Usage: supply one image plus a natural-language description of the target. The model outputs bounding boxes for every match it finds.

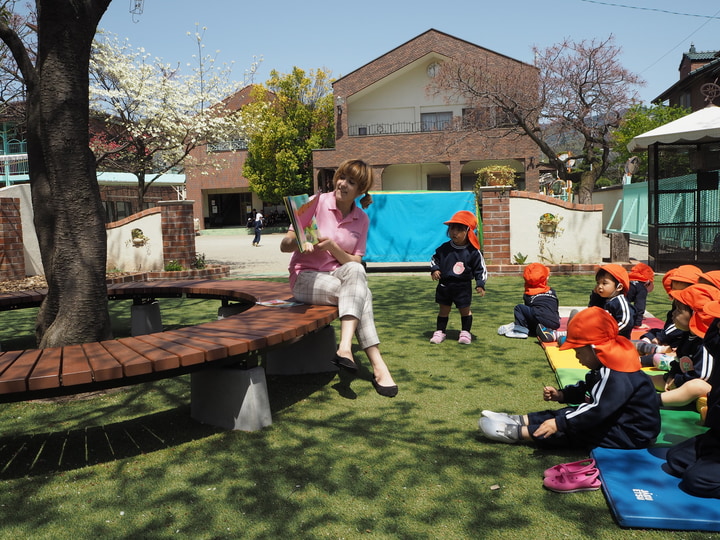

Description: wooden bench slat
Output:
[28,347,62,391]
[81,341,124,382]
[116,337,180,372]
[0,349,41,393]
[61,344,94,387]
[132,333,206,367]
[152,330,229,361]
[175,326,255,354]
[100,340,154,377]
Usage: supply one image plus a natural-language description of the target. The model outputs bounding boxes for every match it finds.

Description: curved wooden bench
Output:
[0,280,339,429]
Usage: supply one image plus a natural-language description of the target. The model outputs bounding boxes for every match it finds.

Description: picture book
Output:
[283,194,320,253]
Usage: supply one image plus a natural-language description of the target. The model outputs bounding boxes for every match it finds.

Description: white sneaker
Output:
[481,410,520,425]
[505,329,528,339]
[478,417,520,443]
[430,330,446,344]
[497,323,515,335]
[458,330,472,344]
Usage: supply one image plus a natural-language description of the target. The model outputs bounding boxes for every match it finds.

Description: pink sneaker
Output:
[458,330,472,344]
[543,468,601,493]
[430,330,446,344]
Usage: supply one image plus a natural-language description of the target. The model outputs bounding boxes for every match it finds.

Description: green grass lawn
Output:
[0,274,713,539]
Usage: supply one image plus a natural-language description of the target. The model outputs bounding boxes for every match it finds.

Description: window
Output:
[427,175,450,191]
[421,112,452,132]
[462,107,516,129]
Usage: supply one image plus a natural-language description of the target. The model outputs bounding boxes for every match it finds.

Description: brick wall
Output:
[0,197,25,281]
[159,200,197,269]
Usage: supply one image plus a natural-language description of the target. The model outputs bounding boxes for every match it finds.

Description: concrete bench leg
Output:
[265,325,338,375]
[131,301,163,336]
[190,366,272,431]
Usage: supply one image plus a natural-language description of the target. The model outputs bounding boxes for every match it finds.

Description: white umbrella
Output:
[628,105,720,151]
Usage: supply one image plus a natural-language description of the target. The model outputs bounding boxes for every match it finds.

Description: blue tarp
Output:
[361,191,479,263]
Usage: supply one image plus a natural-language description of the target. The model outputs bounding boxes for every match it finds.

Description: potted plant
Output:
[130,228,149,246]
[538,213,562,234]
[474,165,517,189]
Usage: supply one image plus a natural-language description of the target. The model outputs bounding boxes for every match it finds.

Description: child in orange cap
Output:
[429,210,487,345]
[666,299,720,498]
[627,262,654,329]
[639,264,701,352]
[498,262,560,339]
[538,263,634,343]
[481,307,661,450]
[651,283,720,407]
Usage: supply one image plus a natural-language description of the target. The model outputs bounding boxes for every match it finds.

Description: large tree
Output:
[241,67,334,204]
[89,30,255,208]
[432,36,643,203]
[0,1,112,347]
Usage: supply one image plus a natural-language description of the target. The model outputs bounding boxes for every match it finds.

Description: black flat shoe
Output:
[372,376,398,398]
[332,354,358,373]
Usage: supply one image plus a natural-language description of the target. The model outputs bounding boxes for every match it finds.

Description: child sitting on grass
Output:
[498,262,560,339]
[652,283,720,408]
[480,307,661,450]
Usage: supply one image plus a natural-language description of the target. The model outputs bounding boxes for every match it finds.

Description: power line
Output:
[579,0,720,19]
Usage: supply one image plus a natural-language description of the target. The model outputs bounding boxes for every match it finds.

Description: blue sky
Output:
[100,0,720,105]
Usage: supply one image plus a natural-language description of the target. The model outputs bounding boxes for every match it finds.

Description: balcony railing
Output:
[348,121,452,137]
[207,139,248,152]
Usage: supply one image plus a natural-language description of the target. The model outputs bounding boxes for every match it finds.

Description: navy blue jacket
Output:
[430,241,487,289]
[627,281,649,328]
[522,289,560,329]
[641,309,688,349]
[589,292,634,339]
[556,366,661,449]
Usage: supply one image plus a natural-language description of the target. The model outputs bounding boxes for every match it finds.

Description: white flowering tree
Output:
[90,29,258,208]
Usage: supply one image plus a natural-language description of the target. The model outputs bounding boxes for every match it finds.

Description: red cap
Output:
[558,307,640,372]
[662,265,702,294]
[669,283,720,338]
[698,271,720,290]
[598,264,630,294]
[629,262,654,283]
[444,211,480,250]
[523,263,550,295]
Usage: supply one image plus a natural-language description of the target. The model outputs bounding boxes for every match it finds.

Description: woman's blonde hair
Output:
[333,159,374,209]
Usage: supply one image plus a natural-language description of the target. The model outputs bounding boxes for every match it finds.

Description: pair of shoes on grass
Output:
[543,459,600,493]
[536,324,566,345]
[498,322,529,339]
[478,410,525,443]
[430,330,472,344]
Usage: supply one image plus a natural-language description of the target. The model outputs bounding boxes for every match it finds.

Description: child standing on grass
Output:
[480,307,661,450]
[627,262,654,329]
[498,262,560,339]
[429,210,487,345]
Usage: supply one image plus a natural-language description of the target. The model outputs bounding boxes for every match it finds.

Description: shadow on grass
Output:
[0,372,336,480]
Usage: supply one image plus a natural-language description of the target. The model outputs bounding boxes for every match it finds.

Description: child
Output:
[429,210,487,344]
[480,307,661,450]
[538,263,634,342]
[498,262,560,339]
[652,283,720,407]
[638,264,701,354]
[627,262,654,329]
[665,301,720,498]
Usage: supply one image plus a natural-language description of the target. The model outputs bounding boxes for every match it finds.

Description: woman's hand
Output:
[316,237,361,265]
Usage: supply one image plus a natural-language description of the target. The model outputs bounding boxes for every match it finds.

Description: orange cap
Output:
[558,307,640,372]
[705,300,720,319]
[444,211,480,250]
[597,264,630,294]
[669,283,720,338]
[662,265,702,294]
[698,271,720,290]
[523,262,550,295]
[629,262,654,283]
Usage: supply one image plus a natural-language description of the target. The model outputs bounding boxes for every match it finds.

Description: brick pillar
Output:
[479,189,511,265]
[159,200,196,270]
[0,197,25,281]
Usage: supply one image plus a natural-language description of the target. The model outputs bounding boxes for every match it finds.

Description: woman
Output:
[280,159,397,397]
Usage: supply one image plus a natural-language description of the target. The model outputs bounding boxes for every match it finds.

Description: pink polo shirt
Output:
[288,192,368,288]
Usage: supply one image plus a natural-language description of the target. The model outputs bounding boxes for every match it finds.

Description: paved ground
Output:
[195,230,649,279]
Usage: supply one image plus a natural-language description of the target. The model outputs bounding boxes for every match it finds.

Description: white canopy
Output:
[628,105,720,151]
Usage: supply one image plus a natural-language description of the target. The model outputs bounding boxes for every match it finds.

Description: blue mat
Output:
[592,446,720,531]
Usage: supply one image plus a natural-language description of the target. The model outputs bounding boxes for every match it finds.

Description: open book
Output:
[283,194,320,253]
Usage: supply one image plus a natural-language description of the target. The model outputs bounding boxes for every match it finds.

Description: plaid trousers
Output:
[292,261,379,349]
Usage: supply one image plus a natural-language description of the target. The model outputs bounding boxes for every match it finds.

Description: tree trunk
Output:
[577,170,596,205]
[30,1,113,347]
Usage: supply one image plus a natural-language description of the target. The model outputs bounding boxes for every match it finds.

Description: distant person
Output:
[498,262,559,339]
[627,262,654,329]
[252,208,263,247]
[429,211,487,345]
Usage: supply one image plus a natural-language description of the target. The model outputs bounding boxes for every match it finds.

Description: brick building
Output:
[654,44,720,111]
[312,29,540,193]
